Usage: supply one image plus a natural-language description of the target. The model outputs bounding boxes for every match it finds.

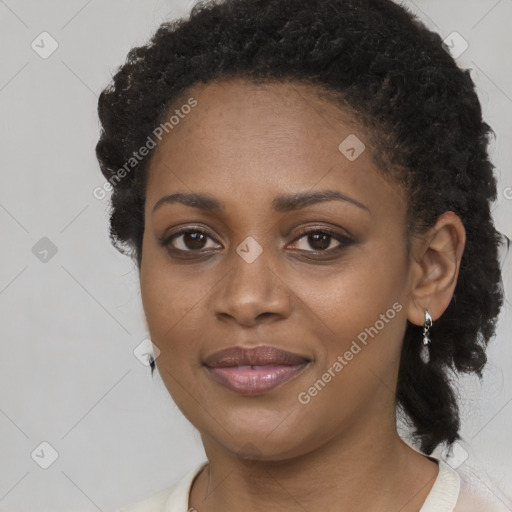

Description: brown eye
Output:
[289,229,350,253]
[163,229,219,252]
[305,232,332,251]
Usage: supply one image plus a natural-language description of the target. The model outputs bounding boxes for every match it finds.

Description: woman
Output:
[96,0,506,510]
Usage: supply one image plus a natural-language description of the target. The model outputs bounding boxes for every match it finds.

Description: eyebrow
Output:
[152,189,369,214]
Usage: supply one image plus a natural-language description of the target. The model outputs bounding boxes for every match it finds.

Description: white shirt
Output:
[120,458,503,512]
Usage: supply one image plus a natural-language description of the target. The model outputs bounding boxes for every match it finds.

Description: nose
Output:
[211,244,292,327]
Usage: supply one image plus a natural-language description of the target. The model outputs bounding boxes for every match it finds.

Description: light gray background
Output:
[0,1,510,511]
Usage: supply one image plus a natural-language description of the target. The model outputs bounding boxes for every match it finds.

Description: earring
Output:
[149,353,156,376]
[420,309,432,364]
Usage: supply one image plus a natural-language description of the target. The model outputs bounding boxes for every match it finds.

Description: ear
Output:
[406,211,466,326]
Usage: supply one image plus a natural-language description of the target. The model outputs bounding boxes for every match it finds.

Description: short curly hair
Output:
[95,0,504,455]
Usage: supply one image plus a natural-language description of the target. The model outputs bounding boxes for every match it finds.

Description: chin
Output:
[202,411,320,463]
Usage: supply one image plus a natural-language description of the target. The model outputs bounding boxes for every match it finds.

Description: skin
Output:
[139,78,466,512]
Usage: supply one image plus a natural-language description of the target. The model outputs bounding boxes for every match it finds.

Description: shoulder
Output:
[453,469,506,512]
[118,461,208,512]
[421,457,505,512]
[120,486,175,512]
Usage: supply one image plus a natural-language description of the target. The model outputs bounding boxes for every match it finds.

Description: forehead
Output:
[144,78,404,217]
[171,78,356,146]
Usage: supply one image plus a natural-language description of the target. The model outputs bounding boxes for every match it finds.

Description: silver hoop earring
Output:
[420,309,432,364]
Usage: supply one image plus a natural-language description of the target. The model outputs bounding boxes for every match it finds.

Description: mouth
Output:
[203,345,311,395]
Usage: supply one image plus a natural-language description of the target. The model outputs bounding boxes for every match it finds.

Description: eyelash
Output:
[160,225,354,258]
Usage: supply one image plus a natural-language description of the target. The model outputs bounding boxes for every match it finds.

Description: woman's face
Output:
[140,79,415,460]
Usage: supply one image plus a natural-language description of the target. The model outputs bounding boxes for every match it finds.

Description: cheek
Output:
[306,244,407,336]
[306,245,409,394]
[140,243,191,350]
[294,264,407,430]
[139,244,218,369]
[139,255,208,408]
[141,278,200,353]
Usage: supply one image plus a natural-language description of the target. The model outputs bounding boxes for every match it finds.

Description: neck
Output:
[190,416,438,512]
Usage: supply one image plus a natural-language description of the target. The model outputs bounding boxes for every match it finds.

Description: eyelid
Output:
[288,226,353,252]
[161,225,220,248]
[161,223,354,255]
[290,224,352,241]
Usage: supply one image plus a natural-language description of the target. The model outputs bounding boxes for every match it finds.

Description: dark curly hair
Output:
[95,0,504,455]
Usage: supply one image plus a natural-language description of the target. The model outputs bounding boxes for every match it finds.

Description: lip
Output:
[203,345,311,395]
